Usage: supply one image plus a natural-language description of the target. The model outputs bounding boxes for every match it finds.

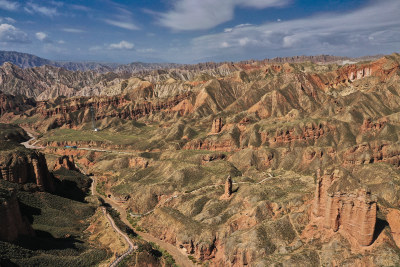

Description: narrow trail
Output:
[22,132,193,266]
[21,133,136,267]
[103,190,195,267]
[89,171,193,267]
[90,176,137,267]
[22,131,276,267]
[103,207,136,267]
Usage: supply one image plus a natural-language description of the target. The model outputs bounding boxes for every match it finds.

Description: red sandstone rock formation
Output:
[129,157,149,168]
[0,150,55,192]
[312,169,377,246]
[210,118,224,134]
[53,155,78,171]
[264,122,333,147]
[201,153,226,164]
[183,139,238,152]
[360,118,388,134]
[343,141,400,168]
[224,175,232,198]
[0,189,34,242]
[387,208,400,248]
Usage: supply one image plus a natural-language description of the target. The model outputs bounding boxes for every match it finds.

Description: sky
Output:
[0,0,399,64]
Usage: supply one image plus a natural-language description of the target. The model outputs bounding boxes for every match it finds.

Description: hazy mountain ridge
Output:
[0,50,382,74]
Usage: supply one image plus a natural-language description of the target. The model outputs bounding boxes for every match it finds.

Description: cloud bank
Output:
[158,0,289,31]
[0,23,29,43]
[184,0,400,61]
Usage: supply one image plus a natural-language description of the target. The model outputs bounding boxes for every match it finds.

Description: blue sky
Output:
[0,0,398,63]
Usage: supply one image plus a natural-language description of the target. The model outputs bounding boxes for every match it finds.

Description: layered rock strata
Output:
[224,175,232,198]
[53,155,78,171]
[312,169,377,246]
[0,149,55,192]
[210,118,224,134]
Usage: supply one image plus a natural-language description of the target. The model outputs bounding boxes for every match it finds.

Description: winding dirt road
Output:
[103,207,136,267]
[21,131,43,149]
[102,190,194,267]
[22,131,194,267]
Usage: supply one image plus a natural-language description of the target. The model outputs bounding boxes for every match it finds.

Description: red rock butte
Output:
[313,169,377,246]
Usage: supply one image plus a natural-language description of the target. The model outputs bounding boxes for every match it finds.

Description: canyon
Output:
[1,53,400,266]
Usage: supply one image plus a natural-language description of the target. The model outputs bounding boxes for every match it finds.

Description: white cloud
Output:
[221,41,230,48]
[62,28,85,33]
[35,32,46,41]
[109,40,135,50]
[0,0,19,11]
[235,23,253,28]
[238,37,250,46]
[0,23,29,43]
[157,0,289,31]
[35,32,52,43]
[103,5,139,31]
[187,0,400,61]
[25,2,58,17]
[58,40,65,44]
[0,17,16,23]
[104,19,139,30]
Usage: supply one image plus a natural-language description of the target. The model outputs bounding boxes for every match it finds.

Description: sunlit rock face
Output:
[313,169,377,246]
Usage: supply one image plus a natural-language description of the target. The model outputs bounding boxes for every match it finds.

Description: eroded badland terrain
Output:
[1,53,400,266]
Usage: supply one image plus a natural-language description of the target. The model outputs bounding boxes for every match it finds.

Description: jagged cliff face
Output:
[0,143,54,192]
[53,155,78,172]
[312,169,377,246]
[2,53,400,266]
[0,188,34,242]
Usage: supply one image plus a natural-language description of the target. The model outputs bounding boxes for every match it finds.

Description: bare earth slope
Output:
[1,53,400,266]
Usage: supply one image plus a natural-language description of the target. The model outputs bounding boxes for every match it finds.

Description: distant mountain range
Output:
[0,50,383,74]
[0,51,181,73]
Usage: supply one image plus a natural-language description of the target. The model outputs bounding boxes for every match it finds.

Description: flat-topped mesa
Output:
[53,155,78,172]
[211,118,224,134]
[312,169,377,246]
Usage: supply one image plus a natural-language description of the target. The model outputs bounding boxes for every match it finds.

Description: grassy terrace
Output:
[41,128,153,146]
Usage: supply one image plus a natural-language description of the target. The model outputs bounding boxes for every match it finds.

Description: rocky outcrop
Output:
[312,169,377,246]
[261,122,335,147]
[343,141,400,168]
[210,118,224,134]
[183,139,238,152]
[53,155,78,171]
[201,153,226,164]
[38,92,193,126]
[129,157,149,169]
[224,175,232,199]
[387,208,400,248]
[0,188,34,242]
[360,118,387,134]
[0,147,55,192]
